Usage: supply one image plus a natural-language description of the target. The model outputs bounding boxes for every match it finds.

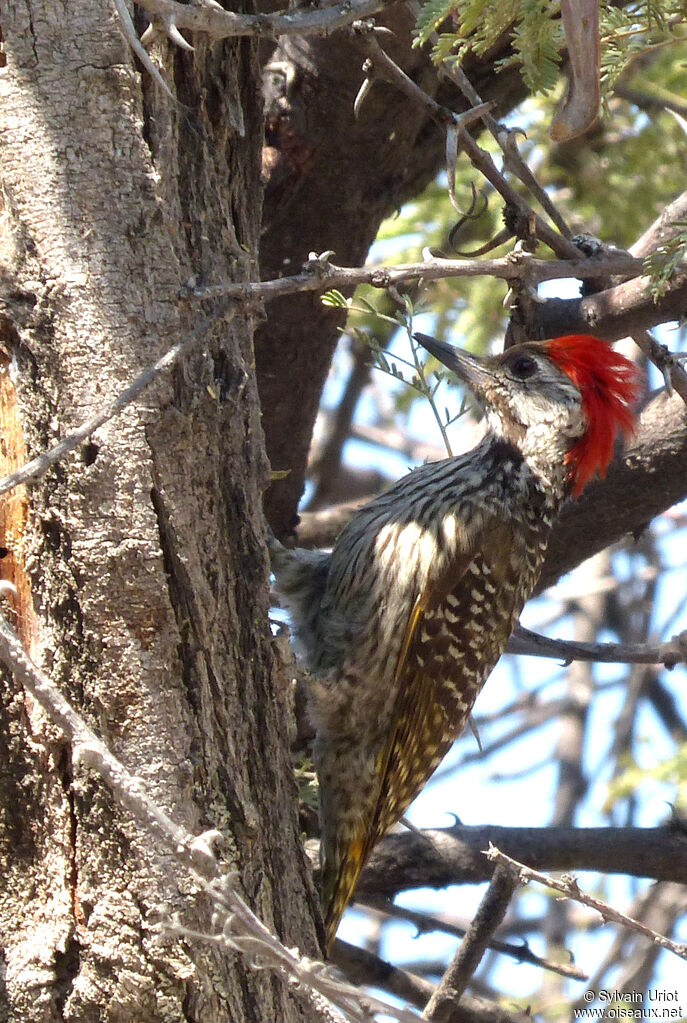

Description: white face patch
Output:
[483,351,587,491]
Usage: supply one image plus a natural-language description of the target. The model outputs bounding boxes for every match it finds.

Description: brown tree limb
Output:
[422,866,519,1019]
[506,624,687,669]
[332,941,434,1013]
[189,251,644,302]
[357,822,687,901]
[534,269,687,344]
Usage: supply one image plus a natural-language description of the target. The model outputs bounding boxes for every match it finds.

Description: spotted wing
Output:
[321,520,523,948]
[369,521,521,848]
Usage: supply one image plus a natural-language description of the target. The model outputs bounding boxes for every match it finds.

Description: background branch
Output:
[422,865,520,1020]
[487,846,687,963]
[357,822,687,901]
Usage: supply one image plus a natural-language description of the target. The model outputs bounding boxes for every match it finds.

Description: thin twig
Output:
[507,624,687,669]
[486,845,687,963]
[0,599,419,1023]
[357,32,493,135]
[189,251,643,302]
[630,328,687,404]
[0,304,231,497]
[423,865,519,1019]
[360,898,587,980]
[405,0,575,243]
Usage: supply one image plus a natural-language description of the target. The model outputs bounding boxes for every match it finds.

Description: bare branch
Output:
[129,0,387,41]
[405,0,574,240]
[630,328,687,404]
[359,899,586,980]
[507,624,687,669]
[357,822,687,901]
[630,189,687,260]
[332,941,529,1023]
[534,267,687,342]
[190,251,643,303]
[349,30,580,263]
[356,32,494,135]
[423,865,519,1020]
[486,846,687,963]
[331,941,433,1013]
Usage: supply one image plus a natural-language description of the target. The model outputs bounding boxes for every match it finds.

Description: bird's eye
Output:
[508,355,538,379]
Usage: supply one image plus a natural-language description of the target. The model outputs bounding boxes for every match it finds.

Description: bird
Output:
[270,332,640,951]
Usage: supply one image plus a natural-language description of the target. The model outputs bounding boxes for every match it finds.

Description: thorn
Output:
[354,76,373,119]
[398,815,424,837]
[467,714,482,752]
[140,23,158,48]
[165,19,194,51]
[668,108,687,137]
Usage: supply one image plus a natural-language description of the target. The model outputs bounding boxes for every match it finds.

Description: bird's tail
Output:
[321,829,370,952]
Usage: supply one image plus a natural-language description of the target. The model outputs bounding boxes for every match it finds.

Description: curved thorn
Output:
[112,0,175,100]
[353,76,374,120]
[140,23,158,48]
[165,19,195,51]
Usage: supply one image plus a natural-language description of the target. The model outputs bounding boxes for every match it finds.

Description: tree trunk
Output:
[0,2,319,1020]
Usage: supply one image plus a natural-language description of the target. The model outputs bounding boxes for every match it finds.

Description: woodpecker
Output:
[271,333,640,951]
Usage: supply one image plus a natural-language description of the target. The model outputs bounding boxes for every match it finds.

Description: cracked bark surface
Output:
[0,3,319,1020]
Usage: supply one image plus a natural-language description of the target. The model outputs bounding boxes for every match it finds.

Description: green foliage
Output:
[604,743,687,813]
[644,221,687,300]
[322,287,468,454]
[414,0,462,48]
[333,4,687,430]
[413,0,687,103]
[504,0,562,93]
[600,1,687,94]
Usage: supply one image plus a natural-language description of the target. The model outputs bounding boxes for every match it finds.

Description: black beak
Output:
[413,333,494,396]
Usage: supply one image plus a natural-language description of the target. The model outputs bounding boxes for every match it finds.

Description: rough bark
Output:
[0,3,319,1021]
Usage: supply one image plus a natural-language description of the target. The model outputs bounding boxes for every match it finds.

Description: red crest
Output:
[545,335,641,496]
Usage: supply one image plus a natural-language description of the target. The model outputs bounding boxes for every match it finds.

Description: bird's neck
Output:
[479,427,571,509]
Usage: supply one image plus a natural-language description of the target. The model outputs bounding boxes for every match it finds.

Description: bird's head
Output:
[414,333,641,496]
